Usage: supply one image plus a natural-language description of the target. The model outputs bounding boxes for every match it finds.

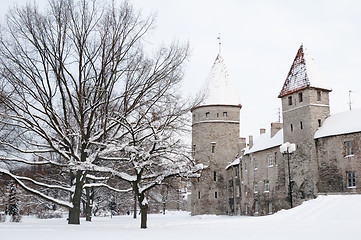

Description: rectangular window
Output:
[268,155,274,167]
[298,92,303,102]
[206,112,210,118]
[215,191,218,199]
[347,172,356,188]
[254,159,258,170]
[235,167,238,176]
[254,182,258,193]
[291,124,293,132]
[255,201,259,214]
[318,119,322,127]
[345,141,354,156]
[288,96,292,105]
[223,112,227,117]
[268,202,272,214]
[300,121,303,129]
[211,145,215,153]
[198,191,201,199]
[317,91,321,101]
[264,180,270,192]
[214,171,217,181]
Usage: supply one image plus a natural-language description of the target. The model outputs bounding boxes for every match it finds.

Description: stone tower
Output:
[279,45,331,203]
[191,54,241,215]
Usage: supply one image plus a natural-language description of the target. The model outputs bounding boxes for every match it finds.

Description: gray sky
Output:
[2,0,361,139]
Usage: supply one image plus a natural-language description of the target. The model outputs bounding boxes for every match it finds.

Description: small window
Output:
[298,92,303,102]
[345,141,354,156]
[255,201,259,214]
[206,112,210,118]
[254,183,258,193]
[264,180,270,192]
[235,167,238,176]
[347,172,356,188]
[214,191,218,199]
[300,121,303,129]
[192,144,196,152]
[213,171,217,181]
[197,177,200,182]
[211,145,215,153]
[216,113,219,117]
[317,91,321,101]
[288,96,292,105]
[318,119,321,127]
[223,112,227,117]
[268,155,274,167]
[198,191,201,199]
[291,124,293,132]
[244,163,247,171]
[254,159,258,170]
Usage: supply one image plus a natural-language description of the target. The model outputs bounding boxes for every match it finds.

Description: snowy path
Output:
[1,195,360,240]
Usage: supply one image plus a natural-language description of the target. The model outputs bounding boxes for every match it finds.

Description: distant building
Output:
[191,45,361,216]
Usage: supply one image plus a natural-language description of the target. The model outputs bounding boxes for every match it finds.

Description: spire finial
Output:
[217,33,221,54]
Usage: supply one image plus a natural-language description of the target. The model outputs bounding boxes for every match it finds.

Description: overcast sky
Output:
[2,0,361,139]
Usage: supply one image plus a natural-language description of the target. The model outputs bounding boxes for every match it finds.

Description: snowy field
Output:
[2,195,360,240]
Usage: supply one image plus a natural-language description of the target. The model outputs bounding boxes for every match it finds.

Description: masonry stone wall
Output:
[316,132,361,194]
[191,105,240,215]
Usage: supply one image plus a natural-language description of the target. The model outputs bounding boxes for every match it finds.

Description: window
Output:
[345,141,354,156]
[268,155,274,167]
[197,177,200,182]
[223,112,227,117]
[264,180,270,192]
[254,182,258,193]
[268,202,273,214]
[216,113,219,117]
[214,171,217,181]
[244,163,247,171]
[235,167,238,177]
[211,145,215,153]
[318,119,322,127]
[255,201,259,214]
[192,144,196,152]
[347,172,356,188]
[291,124,293,132]
[317,91,321,101]
[215,191,218,199]
[254,159,258,170]
[198,191,201,199]
[288,96,292,105]
[206,112,210,118]
[298,92,303,102]
[300,121,303,129]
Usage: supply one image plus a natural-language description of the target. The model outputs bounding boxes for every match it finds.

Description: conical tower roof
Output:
[199,54,241,106]
[279,45,331,98]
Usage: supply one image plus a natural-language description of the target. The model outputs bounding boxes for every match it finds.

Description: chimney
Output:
[260,128,266,135]
[248,135,253,149]
[271,122,283,137]
[238,137,247,155]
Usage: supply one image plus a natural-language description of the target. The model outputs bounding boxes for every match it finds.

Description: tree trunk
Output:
[85,180,92,222]
[133,192,137,219]
[140,203,148,229]
[68,173,83,224]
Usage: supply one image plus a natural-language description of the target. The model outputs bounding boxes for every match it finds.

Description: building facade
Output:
[191,45,361,216]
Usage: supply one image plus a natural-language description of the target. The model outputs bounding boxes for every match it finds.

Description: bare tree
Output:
[0,0,202,226]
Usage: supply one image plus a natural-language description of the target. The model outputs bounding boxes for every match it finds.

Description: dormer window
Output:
[206,112,210,119]
[317,91,321,101]
[288,96,292,105]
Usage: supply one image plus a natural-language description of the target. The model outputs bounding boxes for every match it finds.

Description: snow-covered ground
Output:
[2,195,360,240]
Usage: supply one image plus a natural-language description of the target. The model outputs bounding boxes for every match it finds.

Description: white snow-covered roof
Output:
[199,54,240,106]
[279,45,331,98]
[314,108,361,139]
[226,157,240,169]
[244,129,284,155]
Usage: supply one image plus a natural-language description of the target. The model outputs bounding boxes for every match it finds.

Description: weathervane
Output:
[217,33,221,54]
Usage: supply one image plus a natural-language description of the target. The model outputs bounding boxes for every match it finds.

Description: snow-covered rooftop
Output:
[226,157,240,169]
[244,129,284,155]
[314,108,361,139]
[279,45,331,98]
[199,54,241,106]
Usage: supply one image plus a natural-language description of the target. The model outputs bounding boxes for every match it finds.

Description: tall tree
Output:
[0,0,202,226]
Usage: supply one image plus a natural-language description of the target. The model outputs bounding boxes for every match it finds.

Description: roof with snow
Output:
[314,108,361,139]
[279,45,331,98]
[226,157,240,169]
[198,54,241,107]
[244,129,284,155]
